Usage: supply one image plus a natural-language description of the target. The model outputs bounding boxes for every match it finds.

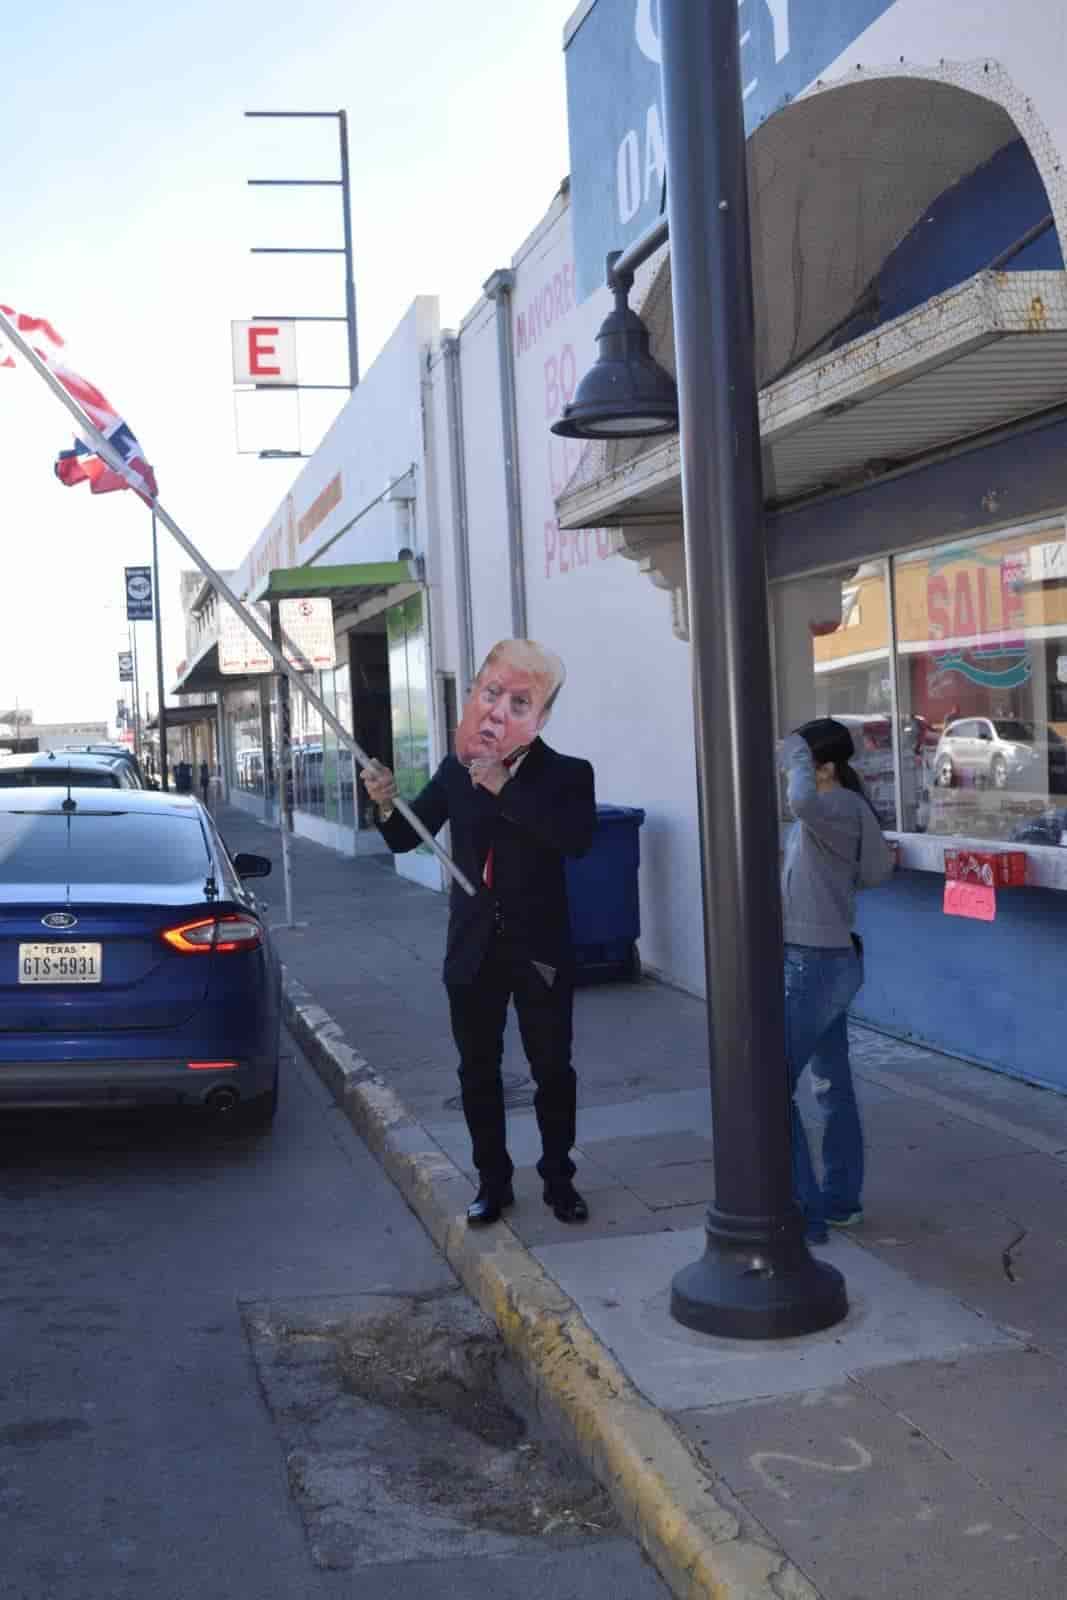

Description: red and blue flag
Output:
[1,303,158,504]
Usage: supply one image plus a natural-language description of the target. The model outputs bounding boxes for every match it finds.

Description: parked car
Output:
[0,751,139,788]
[64,743,146,787]
[0,788,280,1127]
[933,718,1067,792]
[1010,808,1067,846]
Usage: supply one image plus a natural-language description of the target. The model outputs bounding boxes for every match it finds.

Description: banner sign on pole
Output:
[279,597,336,671]
[219,601,273,675]
[118,651,134,682]
[125,566,153,621]
[563,0,897,300]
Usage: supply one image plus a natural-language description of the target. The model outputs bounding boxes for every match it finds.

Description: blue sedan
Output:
[0,788,280,1128]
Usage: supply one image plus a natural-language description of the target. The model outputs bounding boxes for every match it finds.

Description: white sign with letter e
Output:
[231,321,297,387]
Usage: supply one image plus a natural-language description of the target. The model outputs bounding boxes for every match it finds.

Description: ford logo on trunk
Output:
[42,912,77,929]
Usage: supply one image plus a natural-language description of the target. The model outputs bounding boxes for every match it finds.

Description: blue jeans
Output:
[784,944,864,1234]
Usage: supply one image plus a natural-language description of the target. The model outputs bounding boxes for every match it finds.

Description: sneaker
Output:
[826,1210,864,1229]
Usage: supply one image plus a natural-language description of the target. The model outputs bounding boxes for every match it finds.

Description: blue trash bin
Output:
[566,805,646,983]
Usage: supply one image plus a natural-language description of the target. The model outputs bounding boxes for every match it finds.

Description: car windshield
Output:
[993,721,1037,742]
[0,812,210,885]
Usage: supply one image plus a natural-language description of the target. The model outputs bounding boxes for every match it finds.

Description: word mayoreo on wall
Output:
[564,0,898,301]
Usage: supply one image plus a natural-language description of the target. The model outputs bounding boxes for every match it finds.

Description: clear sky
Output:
[1,0,578,725]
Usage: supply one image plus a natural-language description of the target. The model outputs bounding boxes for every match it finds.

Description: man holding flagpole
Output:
[362,640,596,1228]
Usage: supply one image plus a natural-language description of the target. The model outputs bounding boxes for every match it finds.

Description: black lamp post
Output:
[660,0,846,1338]
[550,1,848,1339]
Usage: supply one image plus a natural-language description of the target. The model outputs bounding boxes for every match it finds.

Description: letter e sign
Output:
[231,320,298,386]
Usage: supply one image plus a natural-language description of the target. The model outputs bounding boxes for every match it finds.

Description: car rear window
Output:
[0,769,119,788]
[993,720,1036,742]
[0,812,210,884]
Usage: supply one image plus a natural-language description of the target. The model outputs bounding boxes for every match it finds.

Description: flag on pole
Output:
[1,303,158,504]
[55,437,137,495]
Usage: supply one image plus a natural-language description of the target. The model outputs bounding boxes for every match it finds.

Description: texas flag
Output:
[1,303,158,505]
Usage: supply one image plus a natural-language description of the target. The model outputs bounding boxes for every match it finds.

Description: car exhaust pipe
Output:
[205,1085,240,1116]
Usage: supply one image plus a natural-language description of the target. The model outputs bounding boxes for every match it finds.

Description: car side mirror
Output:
[233,851,272,879]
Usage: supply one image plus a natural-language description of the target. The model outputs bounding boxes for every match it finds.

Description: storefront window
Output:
[289,676,324,817]
[334,666,356,828]
[387,594,431,821]
[895,523,1067,844]
[226,685,265,796]
[772,561,898,828]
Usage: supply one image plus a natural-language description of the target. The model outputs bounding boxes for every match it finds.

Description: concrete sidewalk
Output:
[221,801,1067,1598]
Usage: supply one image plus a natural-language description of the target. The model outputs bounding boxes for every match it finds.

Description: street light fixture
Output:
[550,252,678,440]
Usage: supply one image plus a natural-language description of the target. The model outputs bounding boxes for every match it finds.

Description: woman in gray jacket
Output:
[780,718,894,1243]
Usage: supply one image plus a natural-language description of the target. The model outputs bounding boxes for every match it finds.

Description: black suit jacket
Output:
[378,739,596,984]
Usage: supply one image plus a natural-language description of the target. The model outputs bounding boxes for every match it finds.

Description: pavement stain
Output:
[0,1418,91,1447]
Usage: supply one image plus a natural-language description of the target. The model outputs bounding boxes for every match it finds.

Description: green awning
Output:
[249,560,420,608]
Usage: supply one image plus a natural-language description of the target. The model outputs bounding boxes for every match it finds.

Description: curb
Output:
[282,969,819,1600]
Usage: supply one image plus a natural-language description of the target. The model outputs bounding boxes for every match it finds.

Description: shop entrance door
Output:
[350,625,392,831]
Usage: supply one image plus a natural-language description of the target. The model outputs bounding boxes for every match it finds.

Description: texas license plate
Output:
[18,943,102,984]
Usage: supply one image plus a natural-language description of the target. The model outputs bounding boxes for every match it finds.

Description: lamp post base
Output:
[670,1208,848,1340]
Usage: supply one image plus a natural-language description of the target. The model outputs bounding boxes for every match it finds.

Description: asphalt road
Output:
[0,1034,667,1600]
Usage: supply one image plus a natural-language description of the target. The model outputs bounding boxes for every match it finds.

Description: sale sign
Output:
[944,880,997,922]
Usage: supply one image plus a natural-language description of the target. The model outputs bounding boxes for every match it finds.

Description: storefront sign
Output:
[218,602,272,675]
[231,321,297,387]
[278,598,335,672]
[117,651,133,683]
[564,0,899,300]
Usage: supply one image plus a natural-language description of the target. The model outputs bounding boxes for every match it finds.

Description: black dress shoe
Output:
[466,1182,515,1226]
[543,1180,589,1224]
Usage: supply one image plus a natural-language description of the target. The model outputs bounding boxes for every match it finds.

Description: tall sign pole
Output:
[151,509,169,789]
[269,602,296,927]
[659,0,847,1338]
[337,109,359,390]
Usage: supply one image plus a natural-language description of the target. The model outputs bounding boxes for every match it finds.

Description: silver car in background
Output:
[934,717,1067,791]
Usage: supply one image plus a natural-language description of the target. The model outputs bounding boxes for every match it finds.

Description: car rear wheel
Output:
[935,756,955,787]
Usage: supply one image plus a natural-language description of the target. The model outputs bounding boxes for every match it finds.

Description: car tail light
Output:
[186,1060,238,1071]
[162,916,263,954]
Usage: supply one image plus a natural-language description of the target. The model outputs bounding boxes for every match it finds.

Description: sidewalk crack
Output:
[1001,1227,1027,1284]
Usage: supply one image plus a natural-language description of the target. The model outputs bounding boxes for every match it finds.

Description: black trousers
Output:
[446,940,576,1188]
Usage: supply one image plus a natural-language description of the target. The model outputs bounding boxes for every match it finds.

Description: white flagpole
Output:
[0,307,477,898]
